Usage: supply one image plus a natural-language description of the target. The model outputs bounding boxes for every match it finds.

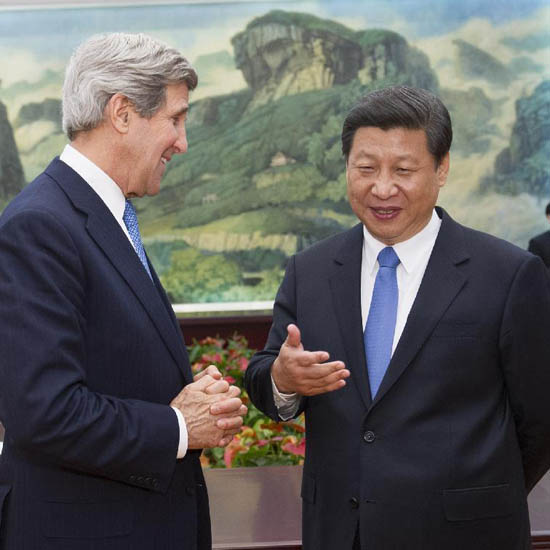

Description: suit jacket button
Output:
[363,431,376,443]
[129,475,136,482]
[350,497,359,510]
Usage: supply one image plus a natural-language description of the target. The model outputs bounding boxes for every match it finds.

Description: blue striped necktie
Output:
[123,199,153,281]
[364,246,400,398]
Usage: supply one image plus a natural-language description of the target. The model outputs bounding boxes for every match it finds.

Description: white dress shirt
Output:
[60,144,188,459]
[273,210,442,418]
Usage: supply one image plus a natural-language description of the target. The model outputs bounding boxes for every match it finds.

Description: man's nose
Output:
[174,128,188,154]
[371,173,397,199]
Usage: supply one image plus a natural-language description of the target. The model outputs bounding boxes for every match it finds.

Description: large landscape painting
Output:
[0,0,548,306]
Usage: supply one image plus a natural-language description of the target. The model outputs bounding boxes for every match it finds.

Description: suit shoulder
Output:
[459,222,536,268]
[0,166,73,227]
[294,224,361,263]
[529,230,550,244]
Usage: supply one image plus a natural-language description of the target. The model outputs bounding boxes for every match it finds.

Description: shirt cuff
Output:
[171,406,188,459]
[271,374,300,420]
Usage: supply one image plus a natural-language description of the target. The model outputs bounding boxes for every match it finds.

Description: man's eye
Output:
[358,166,374,172]
[397,167,411,174]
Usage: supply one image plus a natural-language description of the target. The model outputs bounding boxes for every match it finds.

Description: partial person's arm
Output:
[0,209,243,492]
[245,256,349,420]
[527,238,543,259]
[271,376,300,420]
[499,253,550,492]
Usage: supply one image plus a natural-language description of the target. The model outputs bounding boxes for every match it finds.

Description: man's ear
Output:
[106,93,131,134]
[436,152,450,188]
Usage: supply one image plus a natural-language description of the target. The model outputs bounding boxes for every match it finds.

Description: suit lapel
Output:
[329,224,373,410]
[371,208,470,406]
[46,158,192,383]
[150,261,192,382]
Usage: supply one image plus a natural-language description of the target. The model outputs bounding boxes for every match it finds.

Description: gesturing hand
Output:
[271,324,350,396]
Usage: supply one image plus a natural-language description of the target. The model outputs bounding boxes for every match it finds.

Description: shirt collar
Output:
[362,209,442,275]
[60,143,126,223]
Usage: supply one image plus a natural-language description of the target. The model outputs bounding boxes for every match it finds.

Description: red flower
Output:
[202,353,223,364]
[238,357,249,371]
[282,439,306,456]
[199,337,224,347]
[261,422,283,432]
[284,421,306,433]
[224,375,236,384]
[224,439,246,468]
[191,362,203,373]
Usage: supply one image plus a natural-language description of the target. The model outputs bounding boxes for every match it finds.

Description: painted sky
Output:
[0,0,548,86]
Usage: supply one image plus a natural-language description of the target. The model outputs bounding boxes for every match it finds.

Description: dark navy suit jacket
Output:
[0,158,210,549]
[246,208,550,550]
[528,229,550,268]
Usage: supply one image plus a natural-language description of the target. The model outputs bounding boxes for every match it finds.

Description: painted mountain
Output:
[0,3,548,304]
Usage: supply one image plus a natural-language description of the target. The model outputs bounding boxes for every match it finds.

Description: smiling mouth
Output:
[370,207,401,219]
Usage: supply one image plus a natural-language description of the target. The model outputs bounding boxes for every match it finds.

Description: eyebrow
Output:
[172,105,189,117]
[353,151,417,162]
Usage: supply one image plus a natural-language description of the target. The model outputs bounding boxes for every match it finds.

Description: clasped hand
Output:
[170,365,247,449]
[271,324,350,396]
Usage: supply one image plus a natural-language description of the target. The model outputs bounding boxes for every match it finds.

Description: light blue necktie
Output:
[123,200,153,281]
[364,246,400,398]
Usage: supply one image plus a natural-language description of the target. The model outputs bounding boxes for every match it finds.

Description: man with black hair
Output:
[246,86,550,550]
[528,202,550,267]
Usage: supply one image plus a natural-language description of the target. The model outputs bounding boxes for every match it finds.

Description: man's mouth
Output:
[370,207,401,219]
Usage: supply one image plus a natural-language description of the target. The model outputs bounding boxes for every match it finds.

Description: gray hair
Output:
[62,32,198,140]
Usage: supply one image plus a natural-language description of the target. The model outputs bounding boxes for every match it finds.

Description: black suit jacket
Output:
[528,229,550,267]
[246,208,550,550]
[0,159,210,549]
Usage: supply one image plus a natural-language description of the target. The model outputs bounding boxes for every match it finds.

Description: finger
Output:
[204,379,230,395]
[296,368,350,395]
[303,377,348,396]
[210,397,243,415]
[226,385,241,398]
[216,415,244,431]
[216,404,248,419]
[297,360,346,378]
[292,350,332,366]
[310,368,350,388]
[194,365,222,382]
[301,369,350,392]
[188,374,215,392]
[218,436,234,447]
[285,323,302,348]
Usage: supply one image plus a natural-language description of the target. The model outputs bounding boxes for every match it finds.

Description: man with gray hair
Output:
[0,33,244,549]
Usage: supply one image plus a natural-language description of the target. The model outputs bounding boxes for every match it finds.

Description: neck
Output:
[71,131,129,195]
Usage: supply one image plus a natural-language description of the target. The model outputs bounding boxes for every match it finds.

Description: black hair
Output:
[341,86,453,166]
[546,203,550,216]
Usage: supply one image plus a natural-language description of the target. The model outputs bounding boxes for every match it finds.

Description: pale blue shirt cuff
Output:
[271,374,300,420]
[171,406,188,459]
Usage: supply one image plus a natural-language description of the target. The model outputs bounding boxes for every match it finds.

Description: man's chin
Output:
[145,180,162,197]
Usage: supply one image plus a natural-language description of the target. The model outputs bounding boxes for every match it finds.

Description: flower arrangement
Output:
[188,335,306,468]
